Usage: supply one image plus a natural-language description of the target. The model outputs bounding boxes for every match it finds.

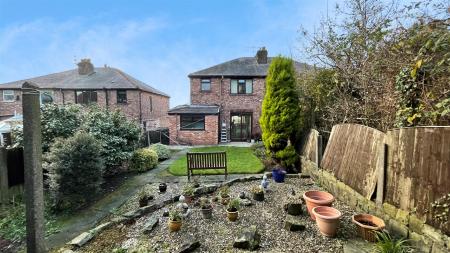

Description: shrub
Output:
[260,56,300,154]
[47,131,104,212]
[129,148,158,172]
[275,145,299,171]
[250,142,266,159]
[374,231,411,253]
[150,143,171,161]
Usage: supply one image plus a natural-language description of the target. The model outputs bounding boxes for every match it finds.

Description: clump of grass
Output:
[374,231,412,253]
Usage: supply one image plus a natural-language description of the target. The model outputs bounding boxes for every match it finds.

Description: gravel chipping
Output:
[78,177,359,252]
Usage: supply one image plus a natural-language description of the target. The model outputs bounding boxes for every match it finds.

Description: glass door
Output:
[230,113,252,141]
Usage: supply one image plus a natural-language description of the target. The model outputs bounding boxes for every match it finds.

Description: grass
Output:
[168,146,264,176]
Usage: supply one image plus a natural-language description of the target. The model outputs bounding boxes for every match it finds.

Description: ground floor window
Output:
[76,90,97,104]
[180,115,205,130]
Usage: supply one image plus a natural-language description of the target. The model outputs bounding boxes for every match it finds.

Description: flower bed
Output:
[74,177,359,252]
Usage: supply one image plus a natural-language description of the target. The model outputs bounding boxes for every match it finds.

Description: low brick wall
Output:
[301,157,450,253]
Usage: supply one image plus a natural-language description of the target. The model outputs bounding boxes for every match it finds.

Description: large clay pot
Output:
[168,220,182,232]
[312,206,342,237]
[352,214,385,242]
[226,209,239,222]
[303,190,335,220]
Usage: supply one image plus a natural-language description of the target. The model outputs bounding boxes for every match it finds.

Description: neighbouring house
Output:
[168,47,309,145]
[0,114,22,146]
[0,59,170,130]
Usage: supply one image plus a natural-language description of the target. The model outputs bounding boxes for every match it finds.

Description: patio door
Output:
[230,113,252,141]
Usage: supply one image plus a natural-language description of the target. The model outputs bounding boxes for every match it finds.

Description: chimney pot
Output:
[77,59,94,75]
[256,47,268,64]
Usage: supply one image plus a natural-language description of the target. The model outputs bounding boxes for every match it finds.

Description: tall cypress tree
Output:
[260,56,300,157]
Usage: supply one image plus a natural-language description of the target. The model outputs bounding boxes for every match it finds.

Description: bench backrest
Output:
[187,151,227,169]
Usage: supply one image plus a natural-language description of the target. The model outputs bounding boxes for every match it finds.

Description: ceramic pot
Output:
[303,190,335,220]
[159,183,167,193]
[272,169,286,183]
[168,220,182,232]
[252,192,264,201]
[201,207,213,219]
[312,206,342,237]
[226,209,239,222]
[352,214,385,242]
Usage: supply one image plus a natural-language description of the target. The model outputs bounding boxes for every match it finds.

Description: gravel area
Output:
[78,177,359,253]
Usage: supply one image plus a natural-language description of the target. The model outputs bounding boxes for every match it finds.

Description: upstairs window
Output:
[2,90,15,102]
[149,96,153,112]
[180,115,205,130]
[117,90,127,103]
[231,79,253,94]
[76,90,97,104]
[200,79,211,91]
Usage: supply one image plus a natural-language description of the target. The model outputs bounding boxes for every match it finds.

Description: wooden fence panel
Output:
[301,129,319,162]
[320,124,386,199]
[385,127,450,234]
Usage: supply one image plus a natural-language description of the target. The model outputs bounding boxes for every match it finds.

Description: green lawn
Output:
[168,146,264,176]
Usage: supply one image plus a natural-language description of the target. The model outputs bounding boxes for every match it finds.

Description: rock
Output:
[233,225,261,250]
[147,195,154,201]
[286,203,303,216]
[67,232,94,247]
[174,195,180,202]
[123,209,142,219]
[89,222,112,235]
[179,240,201,253]
[239,192,246,199]
[284,215,306,232]
[162,209,170,217]
[143,216,159,234]
[343,239,374,253]
[194,184,217,195]
[240,199,253,206]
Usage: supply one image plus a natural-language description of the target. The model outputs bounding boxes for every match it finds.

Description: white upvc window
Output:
[3,90,15,102]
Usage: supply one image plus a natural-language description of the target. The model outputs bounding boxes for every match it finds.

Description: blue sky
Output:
[0,0,342,106]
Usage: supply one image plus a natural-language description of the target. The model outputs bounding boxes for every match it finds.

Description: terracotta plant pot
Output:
[312,206,342,237]
[352,214,385,242]
[226,209,239,222]
[201,208,213,219]
[303,190,335,220]
[168,220,182,232]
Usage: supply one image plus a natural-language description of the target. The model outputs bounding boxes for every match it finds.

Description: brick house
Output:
[168,48,308,145]
[0,59,170,131]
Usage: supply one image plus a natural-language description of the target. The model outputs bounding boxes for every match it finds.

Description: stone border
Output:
[66,173,301,249]
[301,157,450,253]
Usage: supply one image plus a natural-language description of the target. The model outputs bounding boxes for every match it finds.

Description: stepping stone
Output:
[179,240,201,253]
[343,239,374,253]
[284,215,306,231]
[233,225,261,250]
[143,216,159,234]
[241,199,253,206]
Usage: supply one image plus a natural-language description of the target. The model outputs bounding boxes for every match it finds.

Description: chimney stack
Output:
[256,47,268,64]
[77,59,94,75]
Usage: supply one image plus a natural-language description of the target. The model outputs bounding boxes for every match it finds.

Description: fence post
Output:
[22,82,46,253]
[0,147,8,205]
[376,143,387,205]
[317,135,323,166]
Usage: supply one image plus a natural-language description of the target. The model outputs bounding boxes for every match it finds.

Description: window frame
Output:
[75,90,98,105]
[230,79,253,95]
[116,90,127,104]
[149,96,153,112]
[2,90,15,102]
[200,79,211,92]
[180,114,206,131]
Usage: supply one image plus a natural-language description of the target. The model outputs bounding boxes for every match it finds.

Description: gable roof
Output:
[0,67,169,97]
[168,104,220,115]
[188,57,311,77]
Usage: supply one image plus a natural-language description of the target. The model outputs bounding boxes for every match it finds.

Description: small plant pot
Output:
[159,183,167,193]
[352,214,386,242]
[226,209,239,222]
[252,192,265,202]
[272,169,286,183]
[185,195,194,204]
[139,198,149,207]
[168,220,182,232]
[312,206,342,237]
[201,207,213,219]
[303,190,335,220]
[221,196,230,205]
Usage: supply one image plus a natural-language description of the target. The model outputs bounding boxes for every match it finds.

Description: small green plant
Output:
[374,231,412,253]
[169,209,182,222]
[251,185,264,194]
[129,148,158,172]
[227,198,240,212]
[219,186,230,198]
[182,184,195,196]
[199,197,212,209]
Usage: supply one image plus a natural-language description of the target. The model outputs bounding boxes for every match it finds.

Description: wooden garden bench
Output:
[186,151,227,181]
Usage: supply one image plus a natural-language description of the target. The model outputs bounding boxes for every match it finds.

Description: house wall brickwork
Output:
[190,77,265,139]
[168,114,218,145]
[0,88,169,128]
